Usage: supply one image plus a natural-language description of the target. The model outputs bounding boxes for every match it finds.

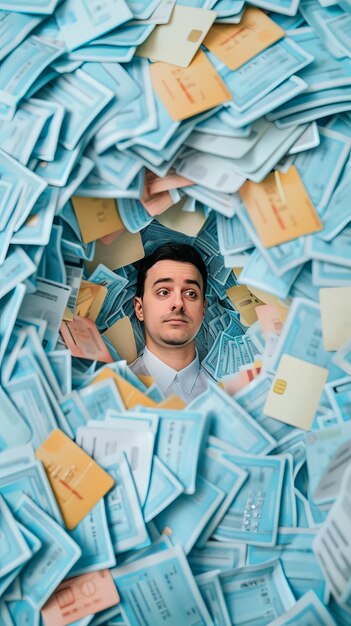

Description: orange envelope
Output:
[255,303,284,338]
[138,375,155,388]
[136,376,186,408]
[103,316,138,364]
[222,365,261,395]
[239,166,323,248]
[156,199,207,236]
[100,228,125,245]
[141,188,174,216]
[63,306,74,322]
[203,7,284,70]
[141,170,174,216]
[36,429,115,530]
[148,170,194,194]
[232,279,290,322]
[75,280,108,321]
[158,394,187,409]
[85,230,145,273]
[60,317,113,363]
[92,368,157,409]
[150,49,232,121]
[41,570,119,626]
[71,197,124,244]
[226,284,265,326]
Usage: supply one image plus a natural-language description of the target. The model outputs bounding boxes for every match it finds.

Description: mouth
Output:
[164,319,189,324]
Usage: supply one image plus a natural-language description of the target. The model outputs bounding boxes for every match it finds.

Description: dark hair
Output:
[136,243,207,298]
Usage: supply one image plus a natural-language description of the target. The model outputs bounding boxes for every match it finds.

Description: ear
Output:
[134,296,144,322]
[203,298,207,317]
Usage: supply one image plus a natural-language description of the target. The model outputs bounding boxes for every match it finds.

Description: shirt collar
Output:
[143,347,200,396]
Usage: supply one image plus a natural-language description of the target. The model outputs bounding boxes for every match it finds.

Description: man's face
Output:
[134,260,206,349]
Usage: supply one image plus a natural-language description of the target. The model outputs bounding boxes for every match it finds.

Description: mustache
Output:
[162,314,190,322]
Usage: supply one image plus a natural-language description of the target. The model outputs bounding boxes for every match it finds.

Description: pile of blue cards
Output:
[1,0,351,625]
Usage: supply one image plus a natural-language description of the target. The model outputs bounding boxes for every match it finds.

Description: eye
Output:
[157,289,170,297]
[185,290,198,299]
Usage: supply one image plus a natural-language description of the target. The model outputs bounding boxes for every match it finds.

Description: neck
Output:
[145,338,196,371]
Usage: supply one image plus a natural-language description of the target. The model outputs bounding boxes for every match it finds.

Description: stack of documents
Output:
[1,0,351,624]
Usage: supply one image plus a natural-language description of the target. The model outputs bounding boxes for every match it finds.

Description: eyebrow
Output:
[152,277,202,290]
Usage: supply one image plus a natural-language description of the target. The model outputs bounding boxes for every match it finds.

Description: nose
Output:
[170,290,184,312]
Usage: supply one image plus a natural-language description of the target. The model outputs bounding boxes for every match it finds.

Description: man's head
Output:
[134,243,207,351]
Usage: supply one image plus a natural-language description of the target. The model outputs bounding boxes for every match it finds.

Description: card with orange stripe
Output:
[36,429,114,530]
[41,569,119,626]
[203,7,284,71]
[150,49,232,121]
[239,166,323,247]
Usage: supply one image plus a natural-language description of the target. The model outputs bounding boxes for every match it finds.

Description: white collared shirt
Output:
[129,347,211,403]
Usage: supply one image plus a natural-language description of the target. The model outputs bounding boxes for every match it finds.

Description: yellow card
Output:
[319,287,351,351]
[226,285,265,326]
[36,429,114,530]
[72,197,124,244]
[137,5,216,67]
[233,278,289,323]
[103,317,138,364]
[92,368,157,409]
[250,289,289,322]
[138,375,155,388]
[263,355,328,430]
[158,395,186,409]
[203,7,284,70]
[233,267,243,279]
[255,303,284,338]
[63,306,74,322]
[85,230,144,273]
[150,49,232,121]
[75,280,108,321]
[156,199,207,236]
[239,166,323,248]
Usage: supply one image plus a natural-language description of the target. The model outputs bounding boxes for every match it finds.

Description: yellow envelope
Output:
[158,395,186,409]
[92,368,157,409]
[137,5,216,67]
[75,280,108,321]
[255,303,284,338]
[71,197,124,244]
[203,7,284,70]
[239,167,323,247]
[85,230,145,273]
[226,284,265,326]
[233,272,289,322]
[36,429,114,530]
[63,306,74,321]
[319,287,351,351]
[156,199,207,236]
[103,317,138,364]
[150,49,232,121]
[247,286,289,323]
[138,375,155,388]
[263,355,328,430]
